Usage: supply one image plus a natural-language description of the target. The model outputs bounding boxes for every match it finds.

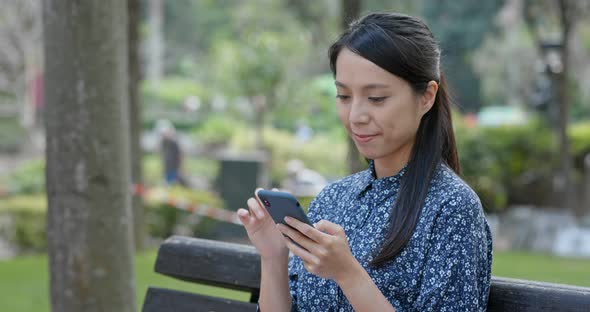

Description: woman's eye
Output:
[368,96,388,103]
[336,94,351,101]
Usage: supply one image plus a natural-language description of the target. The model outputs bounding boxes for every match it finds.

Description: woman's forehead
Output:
[335,49,405,89]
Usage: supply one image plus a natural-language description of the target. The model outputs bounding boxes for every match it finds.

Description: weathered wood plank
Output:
[154,236,590,311]
[142,287,257,312]
[155,236,261,292]
[487,277,590,311]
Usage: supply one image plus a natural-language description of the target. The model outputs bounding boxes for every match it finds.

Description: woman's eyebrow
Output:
[335,81,390,90]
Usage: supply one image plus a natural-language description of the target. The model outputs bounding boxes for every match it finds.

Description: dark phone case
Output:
[256,190,312,226]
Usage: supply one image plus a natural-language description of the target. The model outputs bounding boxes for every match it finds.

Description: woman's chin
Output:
[356,148,378,160]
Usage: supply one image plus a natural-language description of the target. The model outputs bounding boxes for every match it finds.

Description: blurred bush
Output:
[569,122,590,170]
[0,187,224,253]
[142,78,208,108]
[0,195,47,252]
[142,154,219,186]
[1,159,45,194]
[230,126,347,184]
[190,114,247,149]
[141,77,208,131]
[143,186,224,239]
[0,116,26,153]
[455,121,556,212]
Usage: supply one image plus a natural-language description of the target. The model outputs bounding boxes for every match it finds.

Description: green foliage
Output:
[0,195,47,252]
[163,0,238,76]
[0,187,224,252]
[569,122,590,170]
[144,186,224,239]
[230,126,347,183]
[456,118,557,212]
[142,78,208,108]
[0,116,26,153]
[190,115,247,147]
[423,0,505,111]
[142,154,219,186]
[140,78,206,131]
[2,159,45,195]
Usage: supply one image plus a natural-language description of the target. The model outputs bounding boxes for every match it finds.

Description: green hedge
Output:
[569,122,590,170]
[0,188,224,253]
[1,159,45,195]
[0,195,47,252]
[230,126,347,183]
[0,116,26,153]
[143,186,224,238]
[455,119,590,213]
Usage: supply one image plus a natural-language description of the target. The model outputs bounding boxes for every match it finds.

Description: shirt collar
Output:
[352,160,407,198]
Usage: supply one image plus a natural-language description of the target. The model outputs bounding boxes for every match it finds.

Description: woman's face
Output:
[335,48,435,165]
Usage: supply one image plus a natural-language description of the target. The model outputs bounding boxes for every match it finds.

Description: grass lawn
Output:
[0,250,249,312]
[0,249,588,312]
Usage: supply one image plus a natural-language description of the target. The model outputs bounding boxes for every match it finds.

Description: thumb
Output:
[314,220,343,236]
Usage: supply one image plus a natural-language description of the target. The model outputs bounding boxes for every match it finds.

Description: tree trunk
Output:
[43,1,137,311]
[341,0,365,174]
[147,0,164,82]
[557,0,573,209]
[129,0,145,251]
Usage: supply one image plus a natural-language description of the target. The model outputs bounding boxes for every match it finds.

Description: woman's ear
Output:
[419,81,438,116]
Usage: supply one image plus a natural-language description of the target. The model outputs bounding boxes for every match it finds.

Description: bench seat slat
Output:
[142,287,257,312]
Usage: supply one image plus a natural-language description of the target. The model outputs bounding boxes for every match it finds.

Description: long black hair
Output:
[328,12,460,267]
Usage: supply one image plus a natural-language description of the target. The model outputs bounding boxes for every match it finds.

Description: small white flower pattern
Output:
[288,161,493,311]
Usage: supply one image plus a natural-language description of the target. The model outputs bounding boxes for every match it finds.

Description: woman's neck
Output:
[373,143,413,179]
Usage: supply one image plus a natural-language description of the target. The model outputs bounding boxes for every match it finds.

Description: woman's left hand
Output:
[277,217,360,282]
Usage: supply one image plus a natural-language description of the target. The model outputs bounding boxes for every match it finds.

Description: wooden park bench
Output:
[142,235,590,312]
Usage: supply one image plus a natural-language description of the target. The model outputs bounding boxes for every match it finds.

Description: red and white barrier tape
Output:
[131,184,241,225]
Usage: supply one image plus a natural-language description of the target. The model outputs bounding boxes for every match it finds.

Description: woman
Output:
[238,12,492,311]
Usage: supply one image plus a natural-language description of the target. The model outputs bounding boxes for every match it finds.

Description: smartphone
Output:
[255,189,312,226]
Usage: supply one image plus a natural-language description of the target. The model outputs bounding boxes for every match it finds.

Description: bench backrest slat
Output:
[155,236,261,293]
[488,277,590,311]
[148,235,590,311]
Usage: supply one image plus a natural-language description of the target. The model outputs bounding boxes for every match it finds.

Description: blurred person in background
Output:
[238,12,492,312]
[156,119,188,187]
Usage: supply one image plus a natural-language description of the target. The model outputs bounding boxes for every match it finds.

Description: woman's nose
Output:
[349,101,370,124]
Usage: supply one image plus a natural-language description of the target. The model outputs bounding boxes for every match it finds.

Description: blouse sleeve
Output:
[413,189,493,312]
[286,190,327,311]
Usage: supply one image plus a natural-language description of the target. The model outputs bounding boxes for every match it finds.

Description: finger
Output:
[277,223,320,254]
[237,208,251,223]
[314,219,344,236]
[237,208,257,227]
[247,197,265,219]
[284,217,327,243]
[284,237,319,265]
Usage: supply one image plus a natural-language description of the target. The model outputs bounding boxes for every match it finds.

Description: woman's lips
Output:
[353,132,379,143]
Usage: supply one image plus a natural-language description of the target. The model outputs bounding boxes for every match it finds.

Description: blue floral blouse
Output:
[287,161,493,311]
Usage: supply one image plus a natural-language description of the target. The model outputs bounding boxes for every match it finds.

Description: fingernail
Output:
[284,216,291,223]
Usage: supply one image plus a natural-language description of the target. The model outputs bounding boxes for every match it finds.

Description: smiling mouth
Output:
[352,132,379,143]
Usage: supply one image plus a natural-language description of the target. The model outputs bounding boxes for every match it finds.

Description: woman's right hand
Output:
[237,189,289,260]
